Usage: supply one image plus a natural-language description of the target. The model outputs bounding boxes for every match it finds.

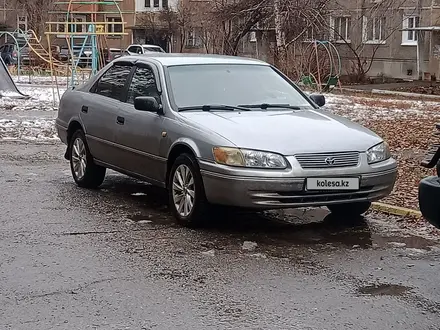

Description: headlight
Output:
[213,147,287,169]
[366,142,391,164]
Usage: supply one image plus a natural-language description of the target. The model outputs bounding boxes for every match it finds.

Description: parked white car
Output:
[125,44,166,55]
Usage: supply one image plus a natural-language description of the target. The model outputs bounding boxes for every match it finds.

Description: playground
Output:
[0,0,127,101]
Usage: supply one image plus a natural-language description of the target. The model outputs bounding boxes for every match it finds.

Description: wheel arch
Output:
[65,119,84,160]
[166,141,200,188]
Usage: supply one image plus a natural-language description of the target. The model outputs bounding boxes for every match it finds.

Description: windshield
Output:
[166,64,312,109]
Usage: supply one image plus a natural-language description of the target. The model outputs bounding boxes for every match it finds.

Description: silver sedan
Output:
[55,54,397,226]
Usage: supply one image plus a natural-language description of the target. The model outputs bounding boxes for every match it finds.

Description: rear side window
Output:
[93,64,132,100]
[126,66,160,104]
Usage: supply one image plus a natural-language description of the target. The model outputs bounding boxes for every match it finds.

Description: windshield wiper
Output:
[237,103,301,110]
[178,104,251,112]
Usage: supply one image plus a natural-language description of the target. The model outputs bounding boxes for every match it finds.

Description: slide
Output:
[0,56,29,99]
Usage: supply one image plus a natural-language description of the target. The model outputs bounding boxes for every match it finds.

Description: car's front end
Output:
[165,60,398,215]
[199,143,397,210]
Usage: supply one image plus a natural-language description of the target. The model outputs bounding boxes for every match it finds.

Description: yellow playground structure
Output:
[45,0,128,89]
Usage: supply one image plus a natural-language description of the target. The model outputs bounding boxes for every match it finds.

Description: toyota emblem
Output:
[324,157,336,165]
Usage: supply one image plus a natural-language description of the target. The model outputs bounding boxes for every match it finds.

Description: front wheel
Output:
[327,201,371,216]
[69,129,106,189]
[168,153,208,227]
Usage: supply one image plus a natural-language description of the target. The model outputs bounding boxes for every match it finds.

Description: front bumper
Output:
[200,156,397,209]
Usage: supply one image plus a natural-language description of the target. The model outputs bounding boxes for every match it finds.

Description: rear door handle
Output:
[81,105,88,113]
[116,116,125,125]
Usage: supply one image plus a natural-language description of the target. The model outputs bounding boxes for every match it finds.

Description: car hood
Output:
[178,109,382,155]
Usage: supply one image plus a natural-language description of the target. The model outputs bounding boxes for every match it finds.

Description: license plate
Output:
[306,177,360,191]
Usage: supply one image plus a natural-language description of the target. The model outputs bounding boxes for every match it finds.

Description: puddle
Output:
[127,214,172,226]
[372,235,435,250]
[74,175,439,252]
[358,283,411,296]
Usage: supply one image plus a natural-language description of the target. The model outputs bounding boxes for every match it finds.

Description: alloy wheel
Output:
[172,164,195,217]
[71,137,87,180]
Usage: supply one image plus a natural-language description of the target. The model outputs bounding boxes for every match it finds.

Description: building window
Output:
[185,28,202,48]
[402,15,419,45]
[67,17,85,33]
[17,16,27,32]
[363,16,386,44]
[145,0,167,9]
[107,17,123,35]
[333,16,351,42]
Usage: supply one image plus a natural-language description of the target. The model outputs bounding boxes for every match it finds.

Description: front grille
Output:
[295,151,360,169]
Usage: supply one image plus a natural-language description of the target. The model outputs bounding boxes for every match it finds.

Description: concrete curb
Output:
[371,89,440,100]
[339,87,440,100]
[371,202,422,217]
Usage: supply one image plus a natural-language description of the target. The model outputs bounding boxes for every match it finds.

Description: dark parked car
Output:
[419,123,440,228]
[0,43,19,65]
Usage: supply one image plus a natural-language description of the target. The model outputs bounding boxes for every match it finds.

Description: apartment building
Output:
[0,0,136,50]
[0,0,29,34]
[327,0,440,81]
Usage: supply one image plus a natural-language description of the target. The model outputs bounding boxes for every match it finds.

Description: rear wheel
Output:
[168,153,208,227]
[327,201,371,216]
[69,129,106,189]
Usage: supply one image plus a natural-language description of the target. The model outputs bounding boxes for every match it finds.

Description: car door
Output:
[115,63,166,184]
[80,61,133,165]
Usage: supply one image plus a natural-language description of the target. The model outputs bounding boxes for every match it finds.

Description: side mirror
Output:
[134,96,161,113]
[310,94,326,107]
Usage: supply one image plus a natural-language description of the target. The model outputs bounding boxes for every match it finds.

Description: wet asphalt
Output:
[1,142,440,330]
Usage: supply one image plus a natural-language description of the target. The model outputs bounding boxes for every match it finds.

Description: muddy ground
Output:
[1,142,440,330]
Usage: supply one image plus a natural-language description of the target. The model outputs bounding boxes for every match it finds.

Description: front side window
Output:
[166,64,311,109]
[93,64,132,100]
[127,66,160,104]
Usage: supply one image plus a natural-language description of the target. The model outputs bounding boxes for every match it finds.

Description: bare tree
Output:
[272,0,329,71]
[210,0,269,55]
[16,0,54,35]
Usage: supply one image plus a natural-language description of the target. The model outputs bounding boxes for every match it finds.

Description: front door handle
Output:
[116,116,125,125]
[81,105,88,113]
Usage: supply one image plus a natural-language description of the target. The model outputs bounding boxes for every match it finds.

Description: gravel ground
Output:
[1,141,440,329]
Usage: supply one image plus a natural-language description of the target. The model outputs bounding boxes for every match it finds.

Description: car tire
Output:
[69,129,106,189]
[418,176,440,229]
[168,153,208,227]
[327,201,371,216]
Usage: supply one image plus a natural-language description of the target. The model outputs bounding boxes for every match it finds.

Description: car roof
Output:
[116,53,269,67]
